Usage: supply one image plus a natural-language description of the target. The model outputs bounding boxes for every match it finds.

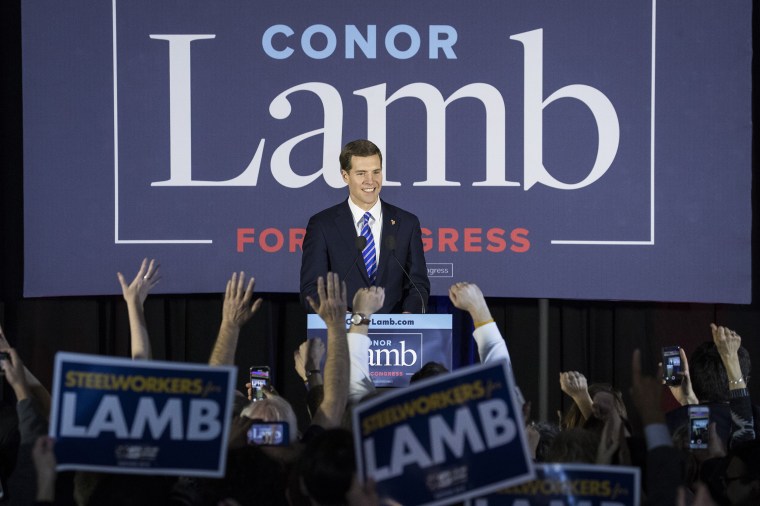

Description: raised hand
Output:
[663,347,699,405]
[117,258,160,306]
[710,323,745,388]
[352,286,385,316]
[448,282,491,322]
[630,349,665,425]
[32,436,57,502]
[0,348,30,400]
[710,323,741,358]
[560,371,589,398]
[222,271,263,329]
[0,322,9,349]
[306,273,347,327]
[294,338,326,381]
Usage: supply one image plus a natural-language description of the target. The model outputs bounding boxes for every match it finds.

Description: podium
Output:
[306,313,452,387]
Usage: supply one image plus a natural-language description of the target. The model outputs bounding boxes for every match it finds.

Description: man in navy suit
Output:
[300,139,430,314]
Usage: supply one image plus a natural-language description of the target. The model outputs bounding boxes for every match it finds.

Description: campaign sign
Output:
[307,314,452,387]
[353,361,533,505]
[48,352,237,477]
[467,463,641,506]
[22,1,752,303]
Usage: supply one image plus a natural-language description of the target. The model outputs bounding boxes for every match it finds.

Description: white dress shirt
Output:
[347,198,383,265]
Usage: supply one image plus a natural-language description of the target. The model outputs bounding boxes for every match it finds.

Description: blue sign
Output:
[48,352,237,477]
[467,463,641,506]
[353,361,534,505]
[308,313,452,387]
[22,0,752,303]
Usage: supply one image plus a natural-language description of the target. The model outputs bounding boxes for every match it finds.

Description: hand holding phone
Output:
[688,405,710,450]
[249,366,270,402]
[661,346,683,386]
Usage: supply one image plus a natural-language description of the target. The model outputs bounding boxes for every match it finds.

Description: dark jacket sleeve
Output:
[300,215,327,313]
[400,214,430,313]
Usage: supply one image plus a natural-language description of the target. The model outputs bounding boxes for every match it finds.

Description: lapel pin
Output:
[391,219,396,225]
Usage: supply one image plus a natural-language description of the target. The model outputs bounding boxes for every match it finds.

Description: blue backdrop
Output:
[22,0,752,302]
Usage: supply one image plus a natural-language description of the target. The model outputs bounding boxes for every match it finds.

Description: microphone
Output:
[341,235,368,285]
[385,235,426,314]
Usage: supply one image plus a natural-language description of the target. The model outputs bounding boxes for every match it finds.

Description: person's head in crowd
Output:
[81,473,175,505]
[297,428,378,506]
[545,428,600,464]
[561,383,628,430]
[241,396,298,444]
[232,390,251,417]
[589,383,628,421]
[529,422,560,463]
[690,341,751,403]
[721,440,760,506]
[171,445,289,506]
[409,361,449,384]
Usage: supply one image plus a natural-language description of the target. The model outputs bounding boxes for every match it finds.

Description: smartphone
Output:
[661,346,683,386]
[247,421,289,446]
[688,405,710,450]
[249,366,270,402]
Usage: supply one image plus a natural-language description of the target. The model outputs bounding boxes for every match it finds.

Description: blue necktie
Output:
[360,212,377,285]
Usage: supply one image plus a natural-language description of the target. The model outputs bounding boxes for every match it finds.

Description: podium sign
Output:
[307,314,452,387]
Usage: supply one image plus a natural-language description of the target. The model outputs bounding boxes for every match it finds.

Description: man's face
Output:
[342,154,382,211]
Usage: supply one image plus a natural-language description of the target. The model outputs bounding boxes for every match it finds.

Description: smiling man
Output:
[300,139,430,314]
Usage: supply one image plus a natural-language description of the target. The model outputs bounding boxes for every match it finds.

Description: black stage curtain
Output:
[2,1,758,430]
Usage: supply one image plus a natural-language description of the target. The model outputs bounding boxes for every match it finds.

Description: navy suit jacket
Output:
[300,199,430,314]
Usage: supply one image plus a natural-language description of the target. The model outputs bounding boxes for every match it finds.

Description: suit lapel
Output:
[335,201,371,284]
[376,201,397,284]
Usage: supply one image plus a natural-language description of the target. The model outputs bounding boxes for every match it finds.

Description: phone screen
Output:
[661,346,682,386]
[247,422,289,446]
[688,406,710,450]
[249,366,270,389]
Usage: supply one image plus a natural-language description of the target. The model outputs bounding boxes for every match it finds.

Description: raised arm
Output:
[117,258,160,360]
[0,325,51,418]
[307,273,349,429]
[664,347,699,406]
[559,371,594,421]
[711,324,746,393]
[448,282,509,364]
[347,286,385,403]
[209,272,262,366]
[295,338,326,390]
[711,323,755,446]
[32,436,57,503]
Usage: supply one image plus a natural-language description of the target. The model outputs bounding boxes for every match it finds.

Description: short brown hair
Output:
[339,139,382,173]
